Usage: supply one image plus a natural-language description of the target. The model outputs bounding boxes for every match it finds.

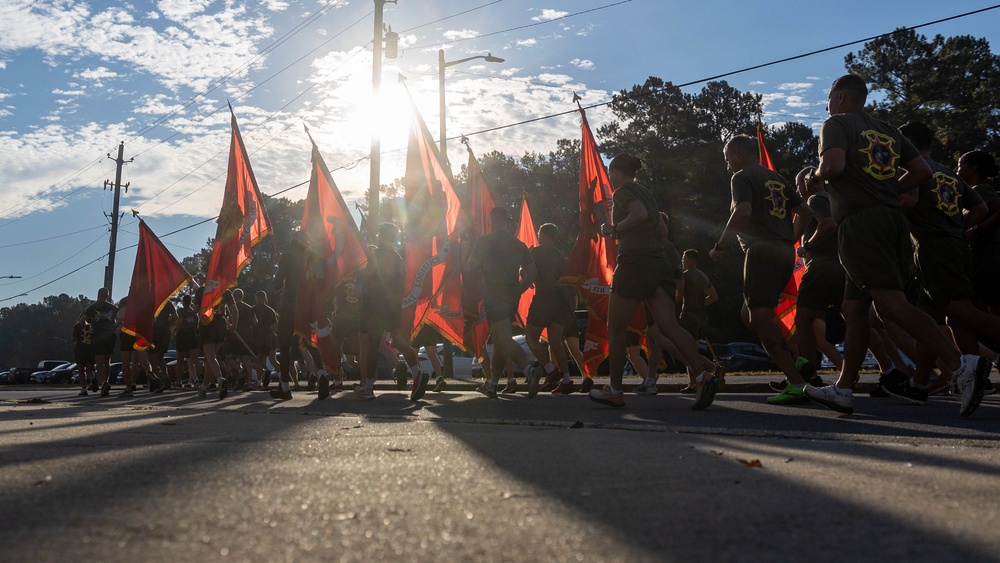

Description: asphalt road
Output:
[1,382,999,562]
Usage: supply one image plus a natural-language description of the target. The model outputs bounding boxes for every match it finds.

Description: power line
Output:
[0,224,108,249]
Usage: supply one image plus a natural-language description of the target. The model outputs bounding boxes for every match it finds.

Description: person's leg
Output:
[871,288,961,374]
[836,298,871,390]
[606,293,637,392]
[795,306,824,368]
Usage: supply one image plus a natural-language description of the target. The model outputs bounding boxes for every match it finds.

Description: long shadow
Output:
[1,389,998,561]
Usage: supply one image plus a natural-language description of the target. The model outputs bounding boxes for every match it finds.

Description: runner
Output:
[709,135,813,405]
[82,288,118,397]
[148,298,176,392]
[230,288,261,390]
[270,233,306,401]
[196,286,236,400]
[957,150,1000,316]
[116,297,138,398]
[524,223,575,394]
[466,207,539,398]
[594,154,716,409]
[252,290,278,389]
[72,315,95,396]
[174,294,201,389]
[356,223,426,401]
[678,249,718,344]
[802,74,991,416]
[881,121,997,408]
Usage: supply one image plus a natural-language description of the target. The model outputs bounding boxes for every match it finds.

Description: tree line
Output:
[3,29,999,370]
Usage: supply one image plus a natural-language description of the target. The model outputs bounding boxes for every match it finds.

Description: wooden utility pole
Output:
[368,0,396,240]
[103,141,132,298]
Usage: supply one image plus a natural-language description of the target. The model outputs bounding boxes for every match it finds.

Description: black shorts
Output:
[330,312,360,341]
[970,242,1000,304]
[277,303,296,348]
[176,331,199,353]
[797,259,846,311]
[92,330,116,357]
[742,240,795,309]
[359,298,401,334]
[199,316,228,345]
[120,332,137,352]
[254,330,275,354]
[526,290,575,328]
[914,237,975,308]
[152,326,172,354]
[411,325,443,348]
[838,207,912,301]
[612,257,676,302]
[74,346,95,366]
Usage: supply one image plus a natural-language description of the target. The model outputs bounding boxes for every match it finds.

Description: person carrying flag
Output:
[524,222,575,394]
[709,135,813,406]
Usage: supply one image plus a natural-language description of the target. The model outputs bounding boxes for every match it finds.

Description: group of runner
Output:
[68,73,998,418]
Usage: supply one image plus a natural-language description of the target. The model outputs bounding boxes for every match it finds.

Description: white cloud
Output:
[52,89,85,96]
[444,29,479,41]
[538,73,573,85]
[532,9,568,22]
[749,80,766,86]
[516,38,537,47]
[570,58,594,70]
[77,67,119,82]
[777,82,813,92]
[785,95,812,109]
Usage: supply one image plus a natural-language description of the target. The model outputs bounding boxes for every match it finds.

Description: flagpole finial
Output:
[131,209,140,218]
[460,135,469,146]
[397,72,407,83]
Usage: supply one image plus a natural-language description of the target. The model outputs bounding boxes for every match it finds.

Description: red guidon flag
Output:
[758,119,803,338]
[515,196,538,327]
[559,107,617,377]
[122,220,192,350]
[294,126,368,361]
[400,89,470,347]
[201,105,272,323]
[462,146,495,358]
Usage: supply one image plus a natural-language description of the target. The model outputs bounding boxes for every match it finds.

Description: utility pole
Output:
[103,141,133,298]
[368,0,396,240]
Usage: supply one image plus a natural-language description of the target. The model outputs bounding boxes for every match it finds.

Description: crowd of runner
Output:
[69,74,998,418]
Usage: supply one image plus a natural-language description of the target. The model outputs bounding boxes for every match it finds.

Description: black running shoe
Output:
[270,388,292,401]
[307,373,317,392]
[218,378,229,400]
[100,381,111,398]
[317,374,330,400]
[884,380,929,405]
[90,378,99,393]
[580,377,594,394]
[872,368,908,398]
[410,371,430,402]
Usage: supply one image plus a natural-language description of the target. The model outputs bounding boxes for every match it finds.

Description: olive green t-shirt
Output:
[730,164,803,250]
[906,158,983,242]
[612,181,666,263]
[681,268,713,312]
[529,243,568,295]
[818,111,921,222]
[468,230,533,295]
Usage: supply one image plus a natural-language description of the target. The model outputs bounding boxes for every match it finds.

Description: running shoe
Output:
[270,387,293,401]
[149,378,162,394]
[580,377,594,394]
[77,389,88,397]
[769,379,789,393]
[410,371,430,402]
[331,380,344,393]
[118,388,134,398]
[262,371,272,389]
[552,380,576,394]
[218,379,229,399]
[926,375,951,396]
[589,385,625,408]
[100,381,111,398]
[871,368,908,398]
[539,374,561,393]
[432,377,447,393]
[804,384,854,414]
[476,382,498,399]
[766,383,808,405]
[633,381,658,395]
[955,354,990,418]
[527,364,544,398]
[984,378,996,396]
[395,366,408,390]
[90,378,99,393]
[500,381,519,394]
[317,374,330,400]
[307,374,318,392]
[691,373,717,411]
[197,384,207,398]
[883,380,929,405]
[353,384,375,401]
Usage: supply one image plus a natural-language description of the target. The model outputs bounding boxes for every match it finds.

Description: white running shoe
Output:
[804,384,854,414]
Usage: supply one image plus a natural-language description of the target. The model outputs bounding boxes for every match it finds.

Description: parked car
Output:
[37,359,71,371]
[31,363,70,384]
[39,363,77,384]
[713,342,780,373]
[820,344,878,370]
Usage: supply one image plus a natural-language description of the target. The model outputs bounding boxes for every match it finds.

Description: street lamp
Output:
[438,49,505,167]
[0,275,21,279]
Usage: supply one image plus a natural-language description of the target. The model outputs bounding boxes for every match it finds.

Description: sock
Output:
[318,368,327,378]
[410,365,419,378]
[609,387,621,396]
[545,362,556,374]
[562,373,571,384]
[281,381,290,392]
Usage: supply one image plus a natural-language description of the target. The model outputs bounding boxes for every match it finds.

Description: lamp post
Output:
[438,49,504,167]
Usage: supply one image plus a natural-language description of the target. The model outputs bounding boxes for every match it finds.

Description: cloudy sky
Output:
[1,0,998,306]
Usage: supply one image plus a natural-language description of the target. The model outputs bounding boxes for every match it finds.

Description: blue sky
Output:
[1,0,999,307]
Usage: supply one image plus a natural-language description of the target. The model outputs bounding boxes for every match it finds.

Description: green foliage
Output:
[0,294,92,368]
[846,28,1000,162]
